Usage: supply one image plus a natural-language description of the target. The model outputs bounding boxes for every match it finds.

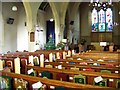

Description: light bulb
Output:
[50,18,54,22]
[12,6,17,11]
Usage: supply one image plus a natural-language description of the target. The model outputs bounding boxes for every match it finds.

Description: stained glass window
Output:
[92,7,113,32]
[99,9,105,32]
[92,8,98,32]
[106,8,113,32]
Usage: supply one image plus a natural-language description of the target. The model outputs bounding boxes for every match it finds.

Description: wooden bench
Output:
[72,51,119,61]
[25,65,120,88]
[0,71,115,90]
[56,59,120,66]
[44,62,120,74]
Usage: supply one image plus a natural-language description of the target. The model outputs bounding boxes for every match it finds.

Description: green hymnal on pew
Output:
[74,74,86,84]
[116,79,120,88]
[0,76,12,90]
[94,79,107,87]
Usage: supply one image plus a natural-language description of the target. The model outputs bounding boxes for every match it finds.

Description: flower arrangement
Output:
[56,41,65,50]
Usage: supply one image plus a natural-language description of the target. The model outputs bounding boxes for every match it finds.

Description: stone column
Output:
[23,1,40,51]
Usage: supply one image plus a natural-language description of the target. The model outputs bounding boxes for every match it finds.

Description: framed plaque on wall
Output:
[30,32,35,42]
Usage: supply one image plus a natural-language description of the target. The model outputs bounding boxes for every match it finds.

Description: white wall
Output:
[45,6,54,21]
[36,10,46,50]
[2,2,28,53]
[0,1,4,53]
[36,7,53,49]
[3,2,18,53]
[73,9,80,44]
[17,4,28,51]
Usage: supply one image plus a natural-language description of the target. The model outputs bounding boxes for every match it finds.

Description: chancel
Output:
[0,0,120,90]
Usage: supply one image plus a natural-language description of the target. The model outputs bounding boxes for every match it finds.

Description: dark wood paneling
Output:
[91,32,113,42]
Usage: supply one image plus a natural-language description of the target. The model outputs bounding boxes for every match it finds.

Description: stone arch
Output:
[22,0,42,32]
[49,2,69,45]
[66,2,81,45]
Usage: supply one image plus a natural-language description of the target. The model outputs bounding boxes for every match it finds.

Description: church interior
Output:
[0,0,120,90]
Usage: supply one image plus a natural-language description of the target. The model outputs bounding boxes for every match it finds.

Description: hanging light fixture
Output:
[50,18,54,22]
[12,6,17,11]
[90,0,112,11]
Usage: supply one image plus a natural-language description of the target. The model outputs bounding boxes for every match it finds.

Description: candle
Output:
[49,53,53,62]
[63,51,66,59]
[40,54,44,67]
[14,57,20,74]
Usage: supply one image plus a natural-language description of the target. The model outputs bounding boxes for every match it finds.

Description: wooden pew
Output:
[1,50,119,74]
[1,53,119,74]
[44,62,120,74]
[72,52,119,61]
[3,50,68,58]
[56,59,120,66]
[25,65,120,88]
[0,71,115,90]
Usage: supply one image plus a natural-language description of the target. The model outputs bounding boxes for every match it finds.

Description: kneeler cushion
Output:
[0,76,12,90]
[56,73,69,81]
[100,70,111,74]
[41,71,53,79]
[84,68,95,72]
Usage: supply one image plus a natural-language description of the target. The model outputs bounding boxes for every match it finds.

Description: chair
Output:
[41,71,52,79]
[56,73,69,81]
[100,70,111,74]
[94,78,107,87]
[55,86,67,90]
[116,79,120,88]
[74,74,86,84]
